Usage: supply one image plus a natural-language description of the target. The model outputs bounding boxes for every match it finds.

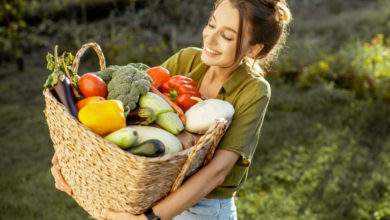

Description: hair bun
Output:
[274,1,292,24]
[259,0,291,24]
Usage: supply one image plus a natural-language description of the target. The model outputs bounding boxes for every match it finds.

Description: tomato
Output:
[78,73,107,98]
[146,66,171,89]
[76,96,105,111]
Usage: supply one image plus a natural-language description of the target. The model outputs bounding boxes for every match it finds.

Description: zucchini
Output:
[127,125,182,155]
[104,127,138,149]
[127,139,165,157]
[139,92,184,135]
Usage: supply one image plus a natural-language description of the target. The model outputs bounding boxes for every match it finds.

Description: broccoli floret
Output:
[129,63,150,72]
[95,65,122,83]
[100,63,152,115]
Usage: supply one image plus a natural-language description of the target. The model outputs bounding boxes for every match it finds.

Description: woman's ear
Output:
[246,43,264,59]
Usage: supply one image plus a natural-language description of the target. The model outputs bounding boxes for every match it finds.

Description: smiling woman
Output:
[51,0,292,220]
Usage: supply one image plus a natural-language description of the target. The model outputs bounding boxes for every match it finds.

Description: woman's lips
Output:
[204,46,221,56]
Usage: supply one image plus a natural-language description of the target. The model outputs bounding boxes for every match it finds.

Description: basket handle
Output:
[72,42,106,74]
[170,118,229,193]
[203,119,231,166]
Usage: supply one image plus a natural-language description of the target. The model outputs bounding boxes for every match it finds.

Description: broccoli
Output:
[96,63,152,115]
[130,63,150,72]
[95,65,122,83]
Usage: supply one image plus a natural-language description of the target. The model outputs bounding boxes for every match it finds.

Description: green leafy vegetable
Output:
[43,45,81,98]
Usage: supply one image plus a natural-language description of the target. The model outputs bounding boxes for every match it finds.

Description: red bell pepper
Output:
[146,66,171,89]
[161,75,201,111]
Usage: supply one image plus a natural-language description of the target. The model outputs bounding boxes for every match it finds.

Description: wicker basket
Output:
[43,42,230,218]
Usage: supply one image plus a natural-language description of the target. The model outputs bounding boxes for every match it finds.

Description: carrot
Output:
[150,86,186,125]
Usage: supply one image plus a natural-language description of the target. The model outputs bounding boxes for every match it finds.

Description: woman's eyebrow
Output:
[211,15,238,34]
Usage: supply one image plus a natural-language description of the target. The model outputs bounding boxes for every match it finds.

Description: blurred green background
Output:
[1,0,389,219]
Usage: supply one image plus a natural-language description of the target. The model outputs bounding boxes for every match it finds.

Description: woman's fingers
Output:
[101,208,132,220]
[51,166,64,189]
[51,152,58,165]
[100,209,112,220]
[50,152,73,196]
[50,164,73,196]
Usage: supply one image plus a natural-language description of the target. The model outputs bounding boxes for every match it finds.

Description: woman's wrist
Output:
[139,214,149,220]
[150,206,165,220]
[144,207,161,220]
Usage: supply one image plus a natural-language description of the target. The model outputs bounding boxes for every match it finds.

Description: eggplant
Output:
[53,81,71,113]
[63,77,78,118]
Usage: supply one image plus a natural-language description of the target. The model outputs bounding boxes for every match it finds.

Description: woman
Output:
[51,0,292,219]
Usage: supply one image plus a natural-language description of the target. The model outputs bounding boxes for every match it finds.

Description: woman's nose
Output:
[206,30,219,46]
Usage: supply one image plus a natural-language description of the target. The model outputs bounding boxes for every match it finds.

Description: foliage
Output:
[0,0,26,60]
[299,34,390,101]
[274,0,390,80]
[236,83,390,220]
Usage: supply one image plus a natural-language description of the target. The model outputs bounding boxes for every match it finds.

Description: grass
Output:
[0,57,89,219]
[236,80,390,219]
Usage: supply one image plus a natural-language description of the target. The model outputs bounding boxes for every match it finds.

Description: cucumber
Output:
[127,139,165,157]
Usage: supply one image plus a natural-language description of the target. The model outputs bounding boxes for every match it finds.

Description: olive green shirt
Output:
[161,47,271,198]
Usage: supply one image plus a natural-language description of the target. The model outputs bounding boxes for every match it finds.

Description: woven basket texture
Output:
[43,42,229,218]
[43,89,228,218]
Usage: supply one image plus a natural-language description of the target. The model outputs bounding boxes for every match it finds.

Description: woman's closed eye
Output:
[208,22,216,29]
[221,33,233,41]
[208,23,234,41]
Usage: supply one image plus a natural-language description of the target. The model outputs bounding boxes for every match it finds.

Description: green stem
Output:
[169,89,178,101]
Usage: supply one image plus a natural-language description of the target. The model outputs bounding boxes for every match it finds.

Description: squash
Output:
[127,125,182,155]
[139,92,184,135]
[104,127,138,149]
[126,139,165,157]
[185,99,234,134]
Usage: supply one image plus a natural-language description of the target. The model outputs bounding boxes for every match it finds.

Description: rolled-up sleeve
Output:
[217,93,270,166]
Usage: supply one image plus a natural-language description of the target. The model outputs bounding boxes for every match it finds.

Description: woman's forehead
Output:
[213,0,240,32]
[213,0,252,37]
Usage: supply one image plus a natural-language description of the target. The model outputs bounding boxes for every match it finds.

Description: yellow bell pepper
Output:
[78,100,126,136]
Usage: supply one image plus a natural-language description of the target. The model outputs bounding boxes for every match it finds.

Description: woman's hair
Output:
[214,0,292,75]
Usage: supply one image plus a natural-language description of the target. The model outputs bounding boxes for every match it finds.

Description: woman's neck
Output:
[207,61,242,83]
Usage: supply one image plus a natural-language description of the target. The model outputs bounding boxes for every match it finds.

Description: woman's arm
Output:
[152,149,239,220]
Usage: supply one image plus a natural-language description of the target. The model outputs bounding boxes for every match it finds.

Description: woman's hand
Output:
[50,152,73,196]
[99,209,147,220]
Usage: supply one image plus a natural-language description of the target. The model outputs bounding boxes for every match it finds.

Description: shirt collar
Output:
[198,62,251,95]
[221,64,249,95]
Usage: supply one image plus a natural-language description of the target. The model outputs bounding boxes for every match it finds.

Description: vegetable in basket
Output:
[126,139,165,157]
[62,77,79,118]
[128,125,182,155]
[78,73,108,98]
[146,66,171,89]
[44,45,81,99]
[44,45,81,118]
[95,63,152,115]
[185,99,235,134]
[139,92,184,135]
[78,100,126,135]
[104,127,138,149]
[161,75,202,111]
[76,96,105,111]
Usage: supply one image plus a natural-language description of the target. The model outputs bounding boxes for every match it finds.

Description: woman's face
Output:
[201,0,253,67]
